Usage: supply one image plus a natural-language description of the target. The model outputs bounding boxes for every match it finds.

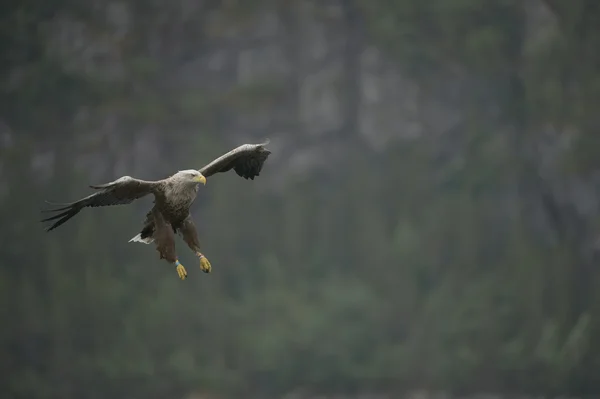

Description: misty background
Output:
[2,0,600,398]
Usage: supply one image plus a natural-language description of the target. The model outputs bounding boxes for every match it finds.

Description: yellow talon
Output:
[176,262,187,280]
[198,254,212,273]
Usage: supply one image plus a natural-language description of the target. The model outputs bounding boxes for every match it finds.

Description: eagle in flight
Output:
[42,141,271,280]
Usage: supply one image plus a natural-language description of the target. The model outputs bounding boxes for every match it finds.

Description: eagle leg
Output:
[175,260,188,280]
[150,207,187,280]
[179,216,212,274]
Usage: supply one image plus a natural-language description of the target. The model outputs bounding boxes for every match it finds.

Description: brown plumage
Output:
[41,141,271,279]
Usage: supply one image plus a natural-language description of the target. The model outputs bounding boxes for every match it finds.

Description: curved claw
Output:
[176,263,188,280]
[199,256,212,273]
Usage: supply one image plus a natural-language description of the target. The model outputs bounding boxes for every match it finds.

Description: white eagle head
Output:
[173,169,206,185]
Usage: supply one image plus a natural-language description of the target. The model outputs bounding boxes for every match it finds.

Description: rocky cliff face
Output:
[22,0,473,182]
[8,1,570,182]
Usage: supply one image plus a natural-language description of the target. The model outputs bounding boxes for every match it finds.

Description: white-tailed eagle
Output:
[42,141,271,280]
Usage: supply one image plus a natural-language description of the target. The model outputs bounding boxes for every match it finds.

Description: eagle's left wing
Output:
[198,140,271,180]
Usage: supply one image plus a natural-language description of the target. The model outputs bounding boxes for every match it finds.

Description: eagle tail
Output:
[128,233,154,244]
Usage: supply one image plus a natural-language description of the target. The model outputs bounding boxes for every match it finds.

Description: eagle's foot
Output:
[197,252,212,273]
[175,260,187,280]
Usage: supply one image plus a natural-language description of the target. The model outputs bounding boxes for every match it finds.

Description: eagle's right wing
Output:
[42,176,159,231]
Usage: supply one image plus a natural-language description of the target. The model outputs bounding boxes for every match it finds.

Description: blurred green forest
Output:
[2,0,600,398]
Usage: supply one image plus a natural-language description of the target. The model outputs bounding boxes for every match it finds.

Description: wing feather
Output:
[42,176,159,231]
[198,140,271,180]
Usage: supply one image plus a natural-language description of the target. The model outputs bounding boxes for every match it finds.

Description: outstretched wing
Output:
[42,176,160,231]
[198,140,271,180]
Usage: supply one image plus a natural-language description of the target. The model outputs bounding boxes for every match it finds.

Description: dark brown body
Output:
[137,179,203,263]
[147,206,201,264]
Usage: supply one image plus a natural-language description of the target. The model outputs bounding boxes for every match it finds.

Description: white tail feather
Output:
[128,233,154,244]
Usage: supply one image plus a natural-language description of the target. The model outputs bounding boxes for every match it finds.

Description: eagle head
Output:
[175,169,206,185]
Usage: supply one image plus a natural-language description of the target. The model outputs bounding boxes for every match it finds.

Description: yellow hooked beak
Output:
[194,174,206,185]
